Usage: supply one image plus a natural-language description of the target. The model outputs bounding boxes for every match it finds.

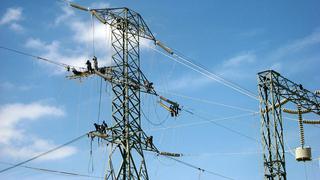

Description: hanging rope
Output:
[88,138,95,173]
[91,13,96,57]
[97,77,103,123]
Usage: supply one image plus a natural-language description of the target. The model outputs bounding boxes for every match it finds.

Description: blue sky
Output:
[0,0,320,179]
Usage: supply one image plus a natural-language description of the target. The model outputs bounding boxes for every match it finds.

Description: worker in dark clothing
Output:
[144,80,154,93]
[72,68,82,76]
[94,123,101,132]
[102,121,108,129]
[93,56,98,70]
[86,60,93,73]
[146,136,153,147]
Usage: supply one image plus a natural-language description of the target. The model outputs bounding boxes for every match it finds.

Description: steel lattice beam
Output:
[258,70,320,180]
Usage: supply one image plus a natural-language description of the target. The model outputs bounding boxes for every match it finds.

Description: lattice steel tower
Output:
[94,8,156,180]
[258,70,320,180]
[68,3,182,180]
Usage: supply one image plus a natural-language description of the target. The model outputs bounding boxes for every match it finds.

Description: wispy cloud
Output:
[24,3,116,74]
[0,7,22,25]
[268,28,320,61]
[0,81,34,91]
[218,28,320,80]
[0,7,24,32]
[222,52,256,68]
[23,2,155,75]
[54,5,74,25]
[161,74,212,91]
[0,102,77,161]
[25,38,90,72]
[165,28,320,91]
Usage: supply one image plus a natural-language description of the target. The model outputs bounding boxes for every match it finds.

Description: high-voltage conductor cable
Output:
[149,112,258,142]
[164,156,235,180]
[180,109,258,142]
[0,161,102,179]
[0,133,87,174]
[149,112,256,131]
[147,43,259,101]
[0,46,85,70]
[172,48,258,99]
[158,90,257,113]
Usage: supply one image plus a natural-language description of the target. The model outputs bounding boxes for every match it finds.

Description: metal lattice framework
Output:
[258,70,320,180]
[92,8,158,180]
[69,4,183,180]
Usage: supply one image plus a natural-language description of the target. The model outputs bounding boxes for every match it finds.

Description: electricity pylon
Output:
[69,3,181,180]
[257,70,320,180]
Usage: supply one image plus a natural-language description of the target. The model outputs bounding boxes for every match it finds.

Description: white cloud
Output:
[25,3,117,74]
[9,22,23,32]
[0,7,22,25]
[54,5,74,25]
[69,20,112,52]
[0,102,76,161]
[1,138,77,161]
[0,81,34,91]
[222,52,256,68]
[0,7,24,32]
[269,29,320,61]
[25,38,95,74]
[215,28,320,80]
[0,102,64,143]
[162,74,211,91]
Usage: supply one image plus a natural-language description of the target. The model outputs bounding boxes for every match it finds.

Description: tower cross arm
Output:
[258,70,320,115]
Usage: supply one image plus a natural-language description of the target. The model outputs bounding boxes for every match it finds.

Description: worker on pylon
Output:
[93,56,98,70]
[72,67,82,75]
[86,60,93,73]
[144,80,154,93]
[146,136,153,147]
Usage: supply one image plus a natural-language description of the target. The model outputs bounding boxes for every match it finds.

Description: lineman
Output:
[86,60,93,73]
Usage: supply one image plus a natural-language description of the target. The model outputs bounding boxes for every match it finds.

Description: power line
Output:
[0,45,85,70]
[187,110,258,142]
[0,161,102,179]
[0,133,87,174]
[149,112,257,132]
[148,111,259,144]
[158,90,257,113]
[163,156,235,180]
[174,50,258,99]
[146,44,259,101]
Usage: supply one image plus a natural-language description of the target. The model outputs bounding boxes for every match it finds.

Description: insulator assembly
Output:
[159,96,181,117]
[297,105,305,148]
[283,104,313,162]
[302,120,320,124]
[295,146,312,162]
